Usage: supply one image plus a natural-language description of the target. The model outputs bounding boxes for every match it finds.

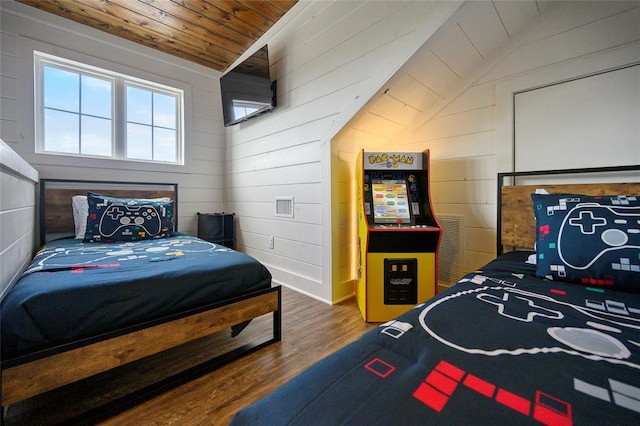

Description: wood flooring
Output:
[3,286,376,425]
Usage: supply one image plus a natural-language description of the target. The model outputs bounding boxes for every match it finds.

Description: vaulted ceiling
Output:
[17,0,298,72]
[345,0,557,144]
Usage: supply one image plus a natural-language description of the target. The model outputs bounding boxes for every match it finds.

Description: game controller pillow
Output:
[531,193,640,293]
[73,194,172,239]
[84,192,174,242]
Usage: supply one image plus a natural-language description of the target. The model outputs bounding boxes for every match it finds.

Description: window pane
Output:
[44,66,79,112]
[154,128,176,162]
[37,53,182,164]
[153,92,176,128]
[81,75,112,118]
[127,123,152,160]
[127,86,152,125]
[81,116,112,156]
[44,109,79,153]
[233,103,262,121]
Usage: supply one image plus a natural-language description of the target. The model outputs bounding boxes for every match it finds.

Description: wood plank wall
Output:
[225,1,462,303]
[3,0,638,303]
[334,1,640,292]
[0,140,38,299]
[0,2,224,237]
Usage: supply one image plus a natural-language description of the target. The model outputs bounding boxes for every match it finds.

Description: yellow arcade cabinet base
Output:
[359,252,435,322]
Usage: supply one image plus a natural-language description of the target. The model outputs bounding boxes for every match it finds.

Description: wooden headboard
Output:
[498,165,640,254]
[40,179,178,245]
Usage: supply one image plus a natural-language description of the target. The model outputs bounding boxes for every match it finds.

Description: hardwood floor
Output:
[4,287,376,425]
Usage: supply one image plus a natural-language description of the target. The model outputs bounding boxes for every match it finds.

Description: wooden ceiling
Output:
[17,0,298,72]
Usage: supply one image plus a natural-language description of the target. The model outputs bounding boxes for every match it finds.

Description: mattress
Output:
[231,251,640,425]
[1,233,272,359]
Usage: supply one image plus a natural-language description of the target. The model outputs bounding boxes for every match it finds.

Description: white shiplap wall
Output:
[0,139,38,300]
[225,1,463,303]
[336,1,640,291]
[430,1,640,278]
[3,0,638,304]
[0,1,224,237]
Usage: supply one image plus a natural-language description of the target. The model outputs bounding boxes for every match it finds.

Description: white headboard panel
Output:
[0,140,39,300]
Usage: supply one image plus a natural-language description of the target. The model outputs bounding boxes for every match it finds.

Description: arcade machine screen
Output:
[370,179,413,225]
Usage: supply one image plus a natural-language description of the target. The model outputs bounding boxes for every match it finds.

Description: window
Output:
[35,52,183,164]
[232,99,269,122]
[126,85,179,162]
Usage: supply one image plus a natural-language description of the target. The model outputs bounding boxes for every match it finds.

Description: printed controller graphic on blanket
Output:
[558,203,640,269]
[99,203,162,237]
[23,235,233,276]
[229,252,640,425]
[420,275,639,367]
[415,275,640,417]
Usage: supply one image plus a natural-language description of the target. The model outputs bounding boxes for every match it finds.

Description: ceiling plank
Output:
[265,0,299,14]
[236,0,288,25]
[173,0,267,41]
[16,0,298,71]
[18,0,228,69]
[72,0,239,63]
[207,0,278,29]
[135,0,255,54]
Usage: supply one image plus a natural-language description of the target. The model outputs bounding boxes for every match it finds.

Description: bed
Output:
[1,179,281,420]
[231,165,640,425]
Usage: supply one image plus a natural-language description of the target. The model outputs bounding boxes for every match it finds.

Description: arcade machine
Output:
[356,150,441,322]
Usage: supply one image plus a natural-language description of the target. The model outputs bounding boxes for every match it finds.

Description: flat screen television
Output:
[220,45,277,127]
[370,179,413,225]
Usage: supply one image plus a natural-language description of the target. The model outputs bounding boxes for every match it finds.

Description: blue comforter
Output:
[1,233,271,358]
[231,251,640,425]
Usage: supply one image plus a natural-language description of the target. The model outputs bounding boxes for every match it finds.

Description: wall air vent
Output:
[275,196,294,218]
[438,215,463,288]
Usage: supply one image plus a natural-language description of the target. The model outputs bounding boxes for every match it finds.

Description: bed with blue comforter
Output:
[1,233,272,359]
[232,250,640,425]
[1,179,280,419]
[232,167,640,425]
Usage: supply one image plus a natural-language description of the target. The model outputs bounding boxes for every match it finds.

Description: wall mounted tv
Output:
[220,45,277,127]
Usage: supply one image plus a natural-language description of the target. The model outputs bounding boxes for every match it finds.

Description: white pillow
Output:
[72,194,172,239]
[72,195,89,239]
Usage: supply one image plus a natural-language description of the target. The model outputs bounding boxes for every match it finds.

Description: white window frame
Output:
[232,99,269,121]
[34,51,184,165]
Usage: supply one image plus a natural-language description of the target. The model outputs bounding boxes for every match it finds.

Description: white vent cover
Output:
[438,215,463,285]
[275,196,294,218]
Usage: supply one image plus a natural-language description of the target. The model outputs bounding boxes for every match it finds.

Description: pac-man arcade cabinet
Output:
[356,150,441,322]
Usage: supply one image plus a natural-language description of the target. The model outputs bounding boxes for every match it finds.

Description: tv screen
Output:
[370,179,412,224]
[220,45,276,126]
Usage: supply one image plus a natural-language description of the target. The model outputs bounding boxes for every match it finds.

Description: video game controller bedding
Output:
[1,233,272,358]
[232,250,640,425]
[532,193,640,293]
[84,192,175,242]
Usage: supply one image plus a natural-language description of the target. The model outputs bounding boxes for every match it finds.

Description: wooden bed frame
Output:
[1,179,282,420]
[497,164,640,254]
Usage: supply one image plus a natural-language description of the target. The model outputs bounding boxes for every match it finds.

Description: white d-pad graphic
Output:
[568,210,606,234]
[418,281,640,370]
[477,292,563,322]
